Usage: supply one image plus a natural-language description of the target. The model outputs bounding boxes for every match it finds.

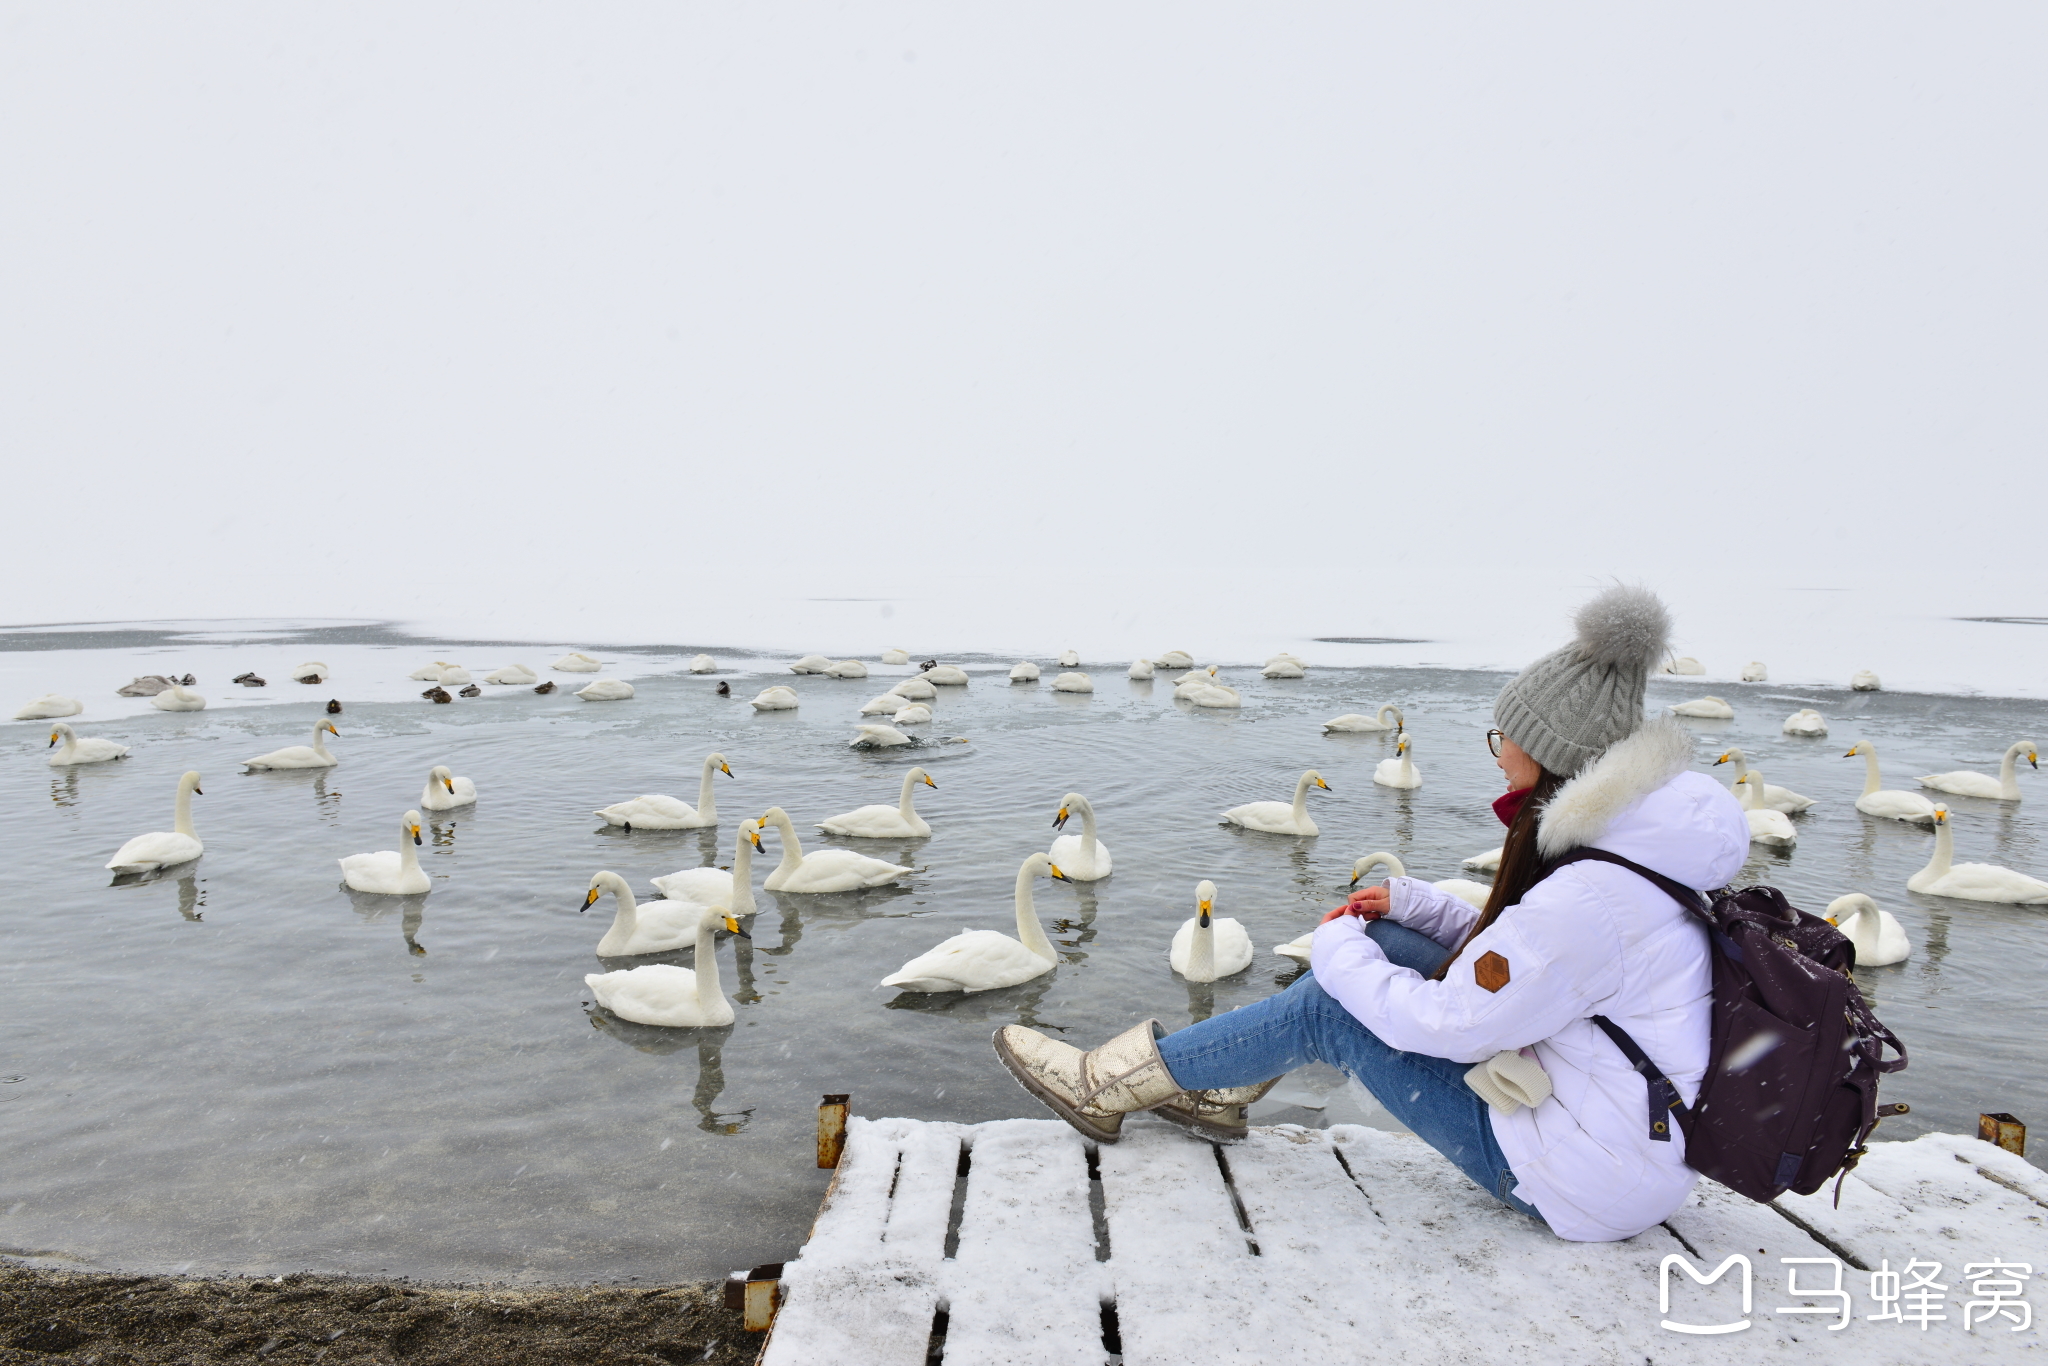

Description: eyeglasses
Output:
[1485,729,1506,758]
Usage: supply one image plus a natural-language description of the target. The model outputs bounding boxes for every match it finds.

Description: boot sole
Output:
[1151,1107,1247,1144]
[993,1029,1127,1145]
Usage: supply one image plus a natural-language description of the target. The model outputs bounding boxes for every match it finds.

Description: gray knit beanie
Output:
[1494,585,1672,777]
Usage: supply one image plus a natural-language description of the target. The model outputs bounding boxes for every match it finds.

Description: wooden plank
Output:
[942,1118,1104,1365]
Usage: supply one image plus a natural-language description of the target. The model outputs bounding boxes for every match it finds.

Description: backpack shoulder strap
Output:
[1544,846,1710,919]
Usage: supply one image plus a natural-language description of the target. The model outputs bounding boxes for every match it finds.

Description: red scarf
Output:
[1492,785,1533,827]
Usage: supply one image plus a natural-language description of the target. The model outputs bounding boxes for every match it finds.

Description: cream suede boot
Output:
[993,1020,1184,1144]
[1153,1078,1283,1143]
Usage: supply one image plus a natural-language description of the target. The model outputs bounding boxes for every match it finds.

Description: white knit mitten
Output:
[1464,1049,1553,1115]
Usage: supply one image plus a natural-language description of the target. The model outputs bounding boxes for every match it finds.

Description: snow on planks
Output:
[762,1117,2045,1365]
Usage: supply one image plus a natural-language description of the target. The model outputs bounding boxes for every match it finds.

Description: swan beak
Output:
[443,779,455,793]
[1049,863,1071,882]
[1826,916,1839,926]
[723,916,751,937]
[326,723,340,736]
[194,784,204,795]
[1934,808,1947,823]
[923,774,937,789]
[2031,752,2040,769]
[1053,807,1071,830]
[1842,748,1858,758]
[1198,909,1212,928]
[1712,752,1731,766]
[720,763,734,777]
[580,888,599,913]
[1316,777,1333,790]
[410,824,422,844]
[46,734,57,748]
[749,830,764,851]
[1349,872,1361,888]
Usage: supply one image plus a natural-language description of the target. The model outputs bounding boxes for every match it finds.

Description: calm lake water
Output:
[2,637,2043,1283]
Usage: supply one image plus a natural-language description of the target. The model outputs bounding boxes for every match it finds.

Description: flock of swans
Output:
[29,643,2048,1028]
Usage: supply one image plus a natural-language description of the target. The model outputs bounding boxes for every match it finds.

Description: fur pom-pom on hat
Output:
[1572,584,1671,670]
[1495,585,1674,778]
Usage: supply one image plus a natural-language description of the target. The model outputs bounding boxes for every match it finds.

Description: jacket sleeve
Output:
[1310,869,1625,1064]
[1384,876,1481,949]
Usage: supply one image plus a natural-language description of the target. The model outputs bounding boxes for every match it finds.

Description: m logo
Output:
[1660,1254,1753,1334]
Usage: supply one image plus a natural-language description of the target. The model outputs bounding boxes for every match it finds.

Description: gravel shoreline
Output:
[0,1264,757,1365]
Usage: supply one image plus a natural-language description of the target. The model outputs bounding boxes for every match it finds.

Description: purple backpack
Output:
[1545,848,1908,1204]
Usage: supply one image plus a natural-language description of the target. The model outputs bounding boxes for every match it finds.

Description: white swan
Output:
[1918,740,2038,802]
[1373,735,1421,789]
[790,655,833,674]
[106,771,204,873]
[436,665,473,686]
[1223,770,1330,836]
[880,854,1065,993]
[757,807,913,892]
[1851,670,1882,692]
[819,768,937,838]
[1173,667,1217,688]
[687,654,718,674]
[596,754,731,829]
[576,678,634,701]
[15,693,84,720]
[47,723,127,766]
[860,692,909,715]
[881,648,911,666]
[652,820,762,916]
[892,703,933,725]
[553,652,602,673]
[421,764,478,811]
[1670,696,1735,719]
[1184,681,1241,709]
[1127,659,1154,680]
[339,810,430,894]
[1824,893,1910,967]
[750,686,799,711]
[244,720,341,770]
[889,677,937,701]
[1049,792,1114,878]
[1664,656,1705,675]
[1709,748,1815,813]
[409,662,459,681]
[1907,806,2048,902]
[1845,741,1938,824]
[1463,847,1503,873]
[1740,662,1768,683]
[1736,775,1797,847]
[826,659,869,679]
[1170,880,1253,981]
[1009,661,1041,682]
[1323,704,1404,734]
[585,906,746,1027]
[1057,650,1081,668]
[291,662,330,683]
[852,724,912,748]
[1052,672,1094,694]
[1352,852,1490,908]
[1262,658,1306,679]
[484,664,538,685]
[1783,709,1828,737]
[922,665,970,686]
[149,684,206,713]
[583,869,703,956]
[1154,650,1194,670]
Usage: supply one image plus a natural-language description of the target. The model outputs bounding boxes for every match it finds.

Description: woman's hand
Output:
[1319,885,1390,925]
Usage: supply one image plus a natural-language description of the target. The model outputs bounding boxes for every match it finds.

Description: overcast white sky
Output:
[2,5,2042,688]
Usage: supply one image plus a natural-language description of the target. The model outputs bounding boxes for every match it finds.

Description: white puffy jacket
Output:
[1310,718,1749,1241]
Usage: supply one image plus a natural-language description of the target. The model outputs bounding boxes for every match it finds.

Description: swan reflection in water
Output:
[585,1015,752,1135]
[49,770,79,809]
[343,888,431,957]
[108,866,207,921]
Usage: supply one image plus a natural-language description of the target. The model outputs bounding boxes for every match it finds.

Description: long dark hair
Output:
[1432,765,1567,981]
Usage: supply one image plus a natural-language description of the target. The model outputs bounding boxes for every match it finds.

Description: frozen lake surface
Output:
[2,625,2043,1283]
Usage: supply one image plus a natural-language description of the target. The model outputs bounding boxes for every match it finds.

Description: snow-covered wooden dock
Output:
[758,1115,2045,1364]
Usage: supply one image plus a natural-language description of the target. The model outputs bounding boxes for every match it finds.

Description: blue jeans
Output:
[1157,919,1544,1220]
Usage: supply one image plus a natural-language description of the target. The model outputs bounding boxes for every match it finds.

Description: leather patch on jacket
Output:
[1474,951,1511,993]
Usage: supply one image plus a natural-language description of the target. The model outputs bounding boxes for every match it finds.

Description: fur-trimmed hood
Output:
[1536,717,1750,889]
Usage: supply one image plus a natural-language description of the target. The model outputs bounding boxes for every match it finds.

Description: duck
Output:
[687,655,718,674]
[1735,775,1798,847]
[1709,749,1815,813]
[409,662,460,681]
[819,768,937,839]
[879,854,1064,993]
[1009,661,1042,683]
[106,771,204,873]
[1845,742,1938,824]
[1739,662,1768,683]
[892,703,933,725]
[826,659,869,679]
[1373,735,1421,789]
[1824,894,1910,967]
[1351,852,1489,909]
[576,678,634,701]
[484,664,538,685]
[596,754,732,830]
[150,684,206,713]
[1917,740,2038,802]
[1169,880,1253,981]
[585,907,747,1027]
[852,724,912,748]
[922,665,971,686]
[327,699,343,714]
[1664,656,1705,675]
[458,684,481,698]
[715,681,730,697]
[1262,656,1306,679]
[1127,659,1155,680]
[1184,681,1241,709]
[881,648,911,666]
[582,869,704,956]
[1154,650,1195,670]
[234,672,266,688]
[1851,670,1882,692]
[291,662,330,684]
[421,764,478,811]
[1907,806,2048,902]
[1049,792,1115,878]
[1223,770,1331,836]
[1782,709,1828,737]
[243,720,342,770]
[1669,696,1735,719]
[553,652,602,673]
[47,723,127,766]
[750,686,799,711]
[790,655,834,674]
[756,807,914,893]
[1463,847,1503,873]
[889,677,937,701]
[18,693,85,721]
[1324,704,1404,733]
[533,681,557,695]
[339,810,431,894]
[652,819,762,916]
[422,686,454,704]
[1052,672,1094,694]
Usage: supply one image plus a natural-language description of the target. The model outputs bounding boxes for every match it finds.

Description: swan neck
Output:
[1292,773,1313,818]
[1015,866,1056,961]
[899,771,920,820]
[729,834,755,914]
[400,824,423,873]
[1860,748,1882,796]
[697,757,718,822]
[1189,918,1215,978]
[173,781,196,837]
[2001,744,2021,797]
[1076,801,1098,857]
[313,723,332,757]
[696,912,726,1010]
[771,813,804,875]
[1927,820,1953,879]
